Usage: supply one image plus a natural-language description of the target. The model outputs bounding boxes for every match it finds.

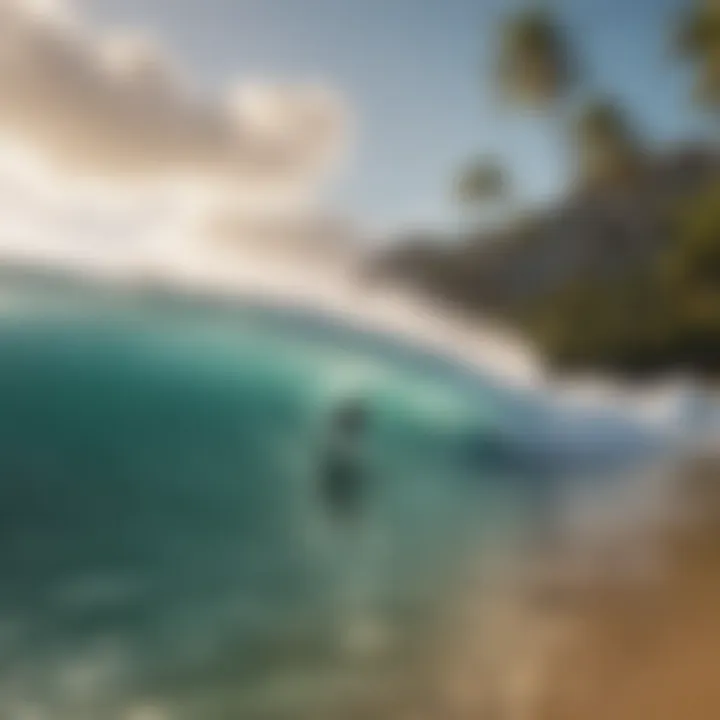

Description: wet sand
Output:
[378,456,720,720]
[536,456,720,720]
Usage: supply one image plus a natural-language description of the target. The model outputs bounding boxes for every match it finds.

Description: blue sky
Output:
[85,0,698,231]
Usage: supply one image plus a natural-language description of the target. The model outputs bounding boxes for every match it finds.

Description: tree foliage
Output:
[434,3,720,378]
[524,180,720,376]
[677,0,720,109]
[496,7,576,108]
[574,100,643,187]
[454,159,506,207]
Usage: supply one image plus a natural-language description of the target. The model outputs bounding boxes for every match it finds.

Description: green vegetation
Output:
[450,0,720,375]
[453,157,508,228]
[574,100,644,189]
[454,159,505,207]
[677,0,720,109]
[523,181,720,376]
[496,7,577,109]
[452,6,577,223]
[437,3,720,378]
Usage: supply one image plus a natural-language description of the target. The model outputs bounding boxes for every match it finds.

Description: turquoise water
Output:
[0,270,661,719]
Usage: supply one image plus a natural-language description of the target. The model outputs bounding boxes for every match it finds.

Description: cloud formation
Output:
[0,0,347,192]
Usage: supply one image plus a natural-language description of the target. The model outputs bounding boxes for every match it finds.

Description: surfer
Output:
[317,398,390,658]
[319,398,369,525]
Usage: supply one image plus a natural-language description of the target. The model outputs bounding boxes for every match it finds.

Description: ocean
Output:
[0,268,677,719]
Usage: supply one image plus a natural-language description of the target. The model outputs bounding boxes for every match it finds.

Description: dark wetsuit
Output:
[321,443,364,522]
[319,402,368,523]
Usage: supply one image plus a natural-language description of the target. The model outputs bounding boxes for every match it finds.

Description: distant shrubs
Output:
[524,180,720,377]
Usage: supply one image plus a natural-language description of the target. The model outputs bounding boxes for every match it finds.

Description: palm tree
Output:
[496,6,577,110]
[454,158,507,229]
[455,159,505,205]
[677,0,720,110]
[452,6,576,234]
[574,100,643,188]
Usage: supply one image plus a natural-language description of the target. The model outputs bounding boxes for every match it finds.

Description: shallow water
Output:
[0,270,668,719]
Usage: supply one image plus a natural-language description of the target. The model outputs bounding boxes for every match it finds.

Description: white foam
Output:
[0,242,717,446]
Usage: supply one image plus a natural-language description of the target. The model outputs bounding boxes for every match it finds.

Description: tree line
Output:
[445,1,720,378]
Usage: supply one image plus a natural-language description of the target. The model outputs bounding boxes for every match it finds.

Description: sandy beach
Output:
[359,455,720,720]
[536,455,720,720]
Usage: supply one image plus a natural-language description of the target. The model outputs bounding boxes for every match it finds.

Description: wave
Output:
[0,247,716,718]
[0,244,716,445]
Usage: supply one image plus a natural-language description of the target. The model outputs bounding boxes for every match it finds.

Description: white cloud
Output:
[0,0,352,268]
[0,0,347,191]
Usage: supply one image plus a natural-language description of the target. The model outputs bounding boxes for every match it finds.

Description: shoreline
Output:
[365,455,720,720]
[535,453,720,719]
[0,252,717,435]
[1,255,719,718]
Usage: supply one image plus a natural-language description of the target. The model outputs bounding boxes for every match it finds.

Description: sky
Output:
[80,0,699,232]
[0,0,702,271]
